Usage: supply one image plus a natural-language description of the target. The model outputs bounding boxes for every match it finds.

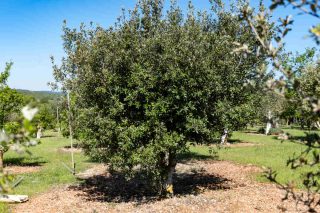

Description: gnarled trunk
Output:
[161,152,176,196]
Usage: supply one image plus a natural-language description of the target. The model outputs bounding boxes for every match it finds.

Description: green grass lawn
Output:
[0,131,94,212]
[0,127,317,212]
[189,128,318,188]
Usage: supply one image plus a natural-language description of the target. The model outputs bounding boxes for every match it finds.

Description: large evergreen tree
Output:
[53,0,268,195]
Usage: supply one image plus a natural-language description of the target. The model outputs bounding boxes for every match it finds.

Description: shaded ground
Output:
[3,156,45,175]
[58,144,83,153]
[13,160,315,213]
[57,147,82,153]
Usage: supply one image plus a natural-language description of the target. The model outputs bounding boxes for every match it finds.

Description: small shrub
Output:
[269,128,284,135]
[257,127,265,134]
[4,122,20,134]
[257,127,284,135]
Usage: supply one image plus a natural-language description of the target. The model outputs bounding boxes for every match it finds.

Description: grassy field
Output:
[0,128,317,212]
[1,131,94,212]
[190,128,317,188]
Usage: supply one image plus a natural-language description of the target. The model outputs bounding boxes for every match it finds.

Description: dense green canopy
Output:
[53,0,268,194]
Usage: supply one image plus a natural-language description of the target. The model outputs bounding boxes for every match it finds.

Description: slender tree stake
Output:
[67,91,75,175]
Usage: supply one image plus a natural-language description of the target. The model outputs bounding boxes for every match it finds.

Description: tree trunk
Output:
[36,128,42,139]
[220,129,228,145]
[162,152,176,196]
[265,110,272,135]
[56,106,61,133]
[67,91,75,174]
[0,149,4,172]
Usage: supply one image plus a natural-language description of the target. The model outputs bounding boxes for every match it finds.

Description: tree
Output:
[0,64,38,174]
[259,91,285,134]
[237,0,320,210]
[280,48,319,129]
[0,63,25,129]
[0,63,37,173]
[52,0,267,195]
[32,103,56,138]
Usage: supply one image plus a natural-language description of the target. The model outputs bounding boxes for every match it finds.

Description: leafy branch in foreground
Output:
[0,64,38,193]
[237,0,320,211]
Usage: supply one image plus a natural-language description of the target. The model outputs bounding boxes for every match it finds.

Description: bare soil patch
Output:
[13,160,314,213]
[246,132,264,136]
[4,165,41,175]
[58,147,82,153]
[58,144,83,153]
[223,142,258,147]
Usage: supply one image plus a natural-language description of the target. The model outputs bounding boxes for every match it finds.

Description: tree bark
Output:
[0,149,4,172]
[265,110,272,135]
[36,128,42,139]
[162,152,176,196]
[220,129,228,145]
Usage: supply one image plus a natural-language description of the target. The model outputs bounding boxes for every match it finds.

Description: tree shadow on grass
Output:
[41,135,55,138]
[287,132,320,148]
[70,168,232,204]
[4,156,47,167]
[177,151,217,162]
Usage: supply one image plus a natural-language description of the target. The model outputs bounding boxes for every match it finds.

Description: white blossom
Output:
[22,106,38,121]
[0,131,8,143]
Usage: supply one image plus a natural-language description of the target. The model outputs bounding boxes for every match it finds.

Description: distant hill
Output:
[16,89,62,102]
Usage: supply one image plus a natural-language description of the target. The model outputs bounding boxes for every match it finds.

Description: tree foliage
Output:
[0,63,25,129]
[53,0,268,194]
[238,0,320,210]
[0,63,38,192]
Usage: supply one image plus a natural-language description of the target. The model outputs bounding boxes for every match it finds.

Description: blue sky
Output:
[0,0,318,90]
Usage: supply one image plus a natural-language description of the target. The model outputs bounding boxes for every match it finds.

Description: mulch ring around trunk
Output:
[12,160,316,213]
[223,142,260,147]
[4,165,42,175]
[57,144,82,153]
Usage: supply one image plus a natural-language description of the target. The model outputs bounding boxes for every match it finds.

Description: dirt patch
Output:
[224,142,259,148]
[246,132,264,136]
[75,164,108,180]
[13,160,314,212]
[58,147,82,153]
[4,166,41,175]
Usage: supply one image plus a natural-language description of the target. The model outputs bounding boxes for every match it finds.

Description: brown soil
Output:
[246,132,264,136]
[57,147,82,153]
[4,166,41,175]
[12,160,314,213]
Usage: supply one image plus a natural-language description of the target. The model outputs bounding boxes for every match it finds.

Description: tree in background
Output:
[237,0,320,210]
[0,63,25,130]
[32,103,56,138]
[52,0,268,195]
[259,91,285,134]
[0,63,38,174]
[280,48,319,129]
